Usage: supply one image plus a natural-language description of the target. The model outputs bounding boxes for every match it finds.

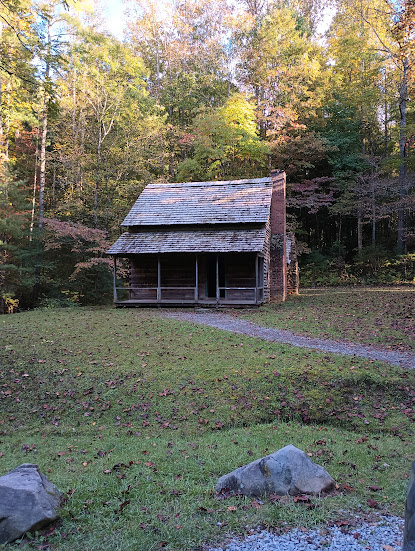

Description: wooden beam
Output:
[259,256,264,302]
[113,257,118,303]
[195,255,199,301]
[255,254,259,304]
[216,255,221,302]
[157,254,161,302]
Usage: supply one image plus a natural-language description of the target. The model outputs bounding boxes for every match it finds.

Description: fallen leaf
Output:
[119,500,130,512]
[294,495,311,503]
[335,520,354,527]
[197,506,215,513]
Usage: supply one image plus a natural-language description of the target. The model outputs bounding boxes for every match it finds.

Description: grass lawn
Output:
[232,287,415,352]
[0,295,414,550]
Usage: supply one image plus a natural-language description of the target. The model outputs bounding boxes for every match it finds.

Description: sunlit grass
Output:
[0,304,414,550]
[233,287,415,352]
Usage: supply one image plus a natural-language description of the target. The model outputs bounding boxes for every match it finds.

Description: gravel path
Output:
[207,514,404,551]
[164,310,415,369]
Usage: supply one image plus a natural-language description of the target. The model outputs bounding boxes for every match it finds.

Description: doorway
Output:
[206,257,216,298]
[205,256,225,298]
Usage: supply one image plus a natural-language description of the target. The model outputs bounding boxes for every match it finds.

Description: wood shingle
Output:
[121,178,272,227]
[107,228,267,255]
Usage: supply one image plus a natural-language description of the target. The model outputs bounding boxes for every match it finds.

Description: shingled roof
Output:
[106,228,267,255]
[121,178,272,227]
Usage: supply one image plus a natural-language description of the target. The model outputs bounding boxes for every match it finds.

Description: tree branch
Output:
[0,13,33,53]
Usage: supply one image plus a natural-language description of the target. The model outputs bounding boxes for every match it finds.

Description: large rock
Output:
[216,444,335,497]
[0,463,61,544]
[404,461,415,551]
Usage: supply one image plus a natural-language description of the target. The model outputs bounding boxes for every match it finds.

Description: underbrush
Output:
[300,250,415,287]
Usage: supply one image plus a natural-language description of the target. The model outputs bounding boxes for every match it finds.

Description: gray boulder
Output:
[404,461,415,551]
[216,444,335,497]
[0,463,61,544]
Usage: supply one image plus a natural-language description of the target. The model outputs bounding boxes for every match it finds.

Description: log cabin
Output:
[106,170,298,306]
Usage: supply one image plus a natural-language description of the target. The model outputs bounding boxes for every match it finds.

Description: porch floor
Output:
[115,298,261,308]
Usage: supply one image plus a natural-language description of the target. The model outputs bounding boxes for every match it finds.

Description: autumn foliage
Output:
[41,219,113,305]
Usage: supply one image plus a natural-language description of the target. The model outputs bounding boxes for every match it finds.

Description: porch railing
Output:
[115,285,264,303]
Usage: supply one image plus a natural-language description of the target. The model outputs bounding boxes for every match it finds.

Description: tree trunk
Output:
[371,176,376,245]
[0,79,3,158]
[38,105,48,233]
[384,69,389,158]
[94,130,102,228]
[0,80,7,209]
[38,19,51,235]
[397,57,408,254]
[357,205,363,252]
[29,129,39,241]
[33,17,51,303]
[155,47,160,99]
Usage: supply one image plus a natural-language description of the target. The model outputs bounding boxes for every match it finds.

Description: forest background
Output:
[0,0,414,310]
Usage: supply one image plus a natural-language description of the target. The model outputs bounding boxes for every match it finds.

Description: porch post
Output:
[113,256,118,303]
[255,254,259,304]
[157,254,161,302]
[216,255,219,302]
[195,255,199,302]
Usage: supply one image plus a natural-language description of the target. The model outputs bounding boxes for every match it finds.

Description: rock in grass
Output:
[404,461,415,551]
[215,444,334,497]
[0,463,61,544]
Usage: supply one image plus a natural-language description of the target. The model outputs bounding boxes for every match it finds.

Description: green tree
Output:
[177,93,269,181]
[53,23,159,230]
[126,0,234,177]
[331,0,415,253]
[0,175,36,311]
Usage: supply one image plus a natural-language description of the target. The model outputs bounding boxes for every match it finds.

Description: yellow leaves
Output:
[220,93,258,136]
[66,0,94,14]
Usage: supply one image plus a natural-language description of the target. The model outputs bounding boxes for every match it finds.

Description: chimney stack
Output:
[269,170,286,302]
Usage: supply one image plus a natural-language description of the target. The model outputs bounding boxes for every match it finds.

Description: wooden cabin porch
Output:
[112,252,265,307]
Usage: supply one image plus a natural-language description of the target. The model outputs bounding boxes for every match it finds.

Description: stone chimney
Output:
[269,170,286,302]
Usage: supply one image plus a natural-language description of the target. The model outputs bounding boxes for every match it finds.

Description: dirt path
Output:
[164,310,415,369]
